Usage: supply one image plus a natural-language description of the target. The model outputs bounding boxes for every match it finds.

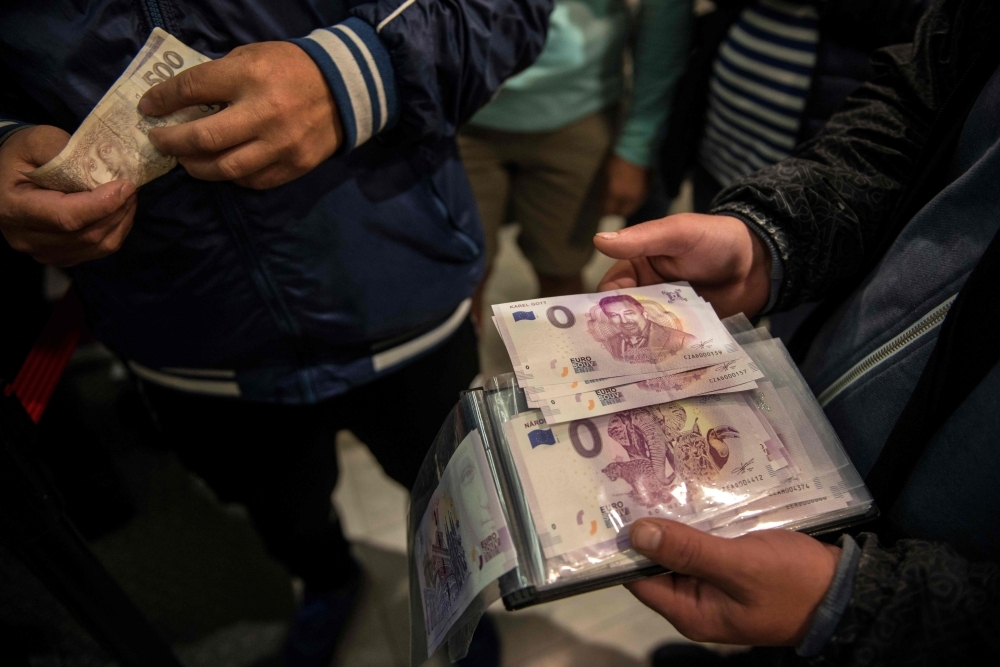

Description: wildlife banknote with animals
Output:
[502,393,792,565]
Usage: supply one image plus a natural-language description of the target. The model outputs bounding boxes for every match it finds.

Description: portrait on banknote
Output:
[27,28,219,193]
[75,104,158,189]
[634,366,705,393]
[587,295,696,364]
[504,393,785,570]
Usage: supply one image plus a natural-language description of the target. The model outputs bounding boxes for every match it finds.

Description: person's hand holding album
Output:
[626,518,841,646]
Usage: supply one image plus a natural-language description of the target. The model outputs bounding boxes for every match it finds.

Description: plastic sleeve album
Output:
[408,309,876,665]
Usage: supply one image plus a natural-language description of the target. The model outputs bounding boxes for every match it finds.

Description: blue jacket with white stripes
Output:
[0,0,551,402]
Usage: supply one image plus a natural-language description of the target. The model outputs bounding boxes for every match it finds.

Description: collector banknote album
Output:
[407,284,877,665]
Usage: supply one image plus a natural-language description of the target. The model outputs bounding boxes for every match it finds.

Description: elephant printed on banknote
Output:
[601,404,740,507]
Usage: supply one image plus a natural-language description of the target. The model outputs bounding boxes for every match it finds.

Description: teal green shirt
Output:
[468,0,692,167]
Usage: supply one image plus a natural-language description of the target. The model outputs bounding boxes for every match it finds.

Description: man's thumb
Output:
[593,214,704,261]
[629,519,740,586]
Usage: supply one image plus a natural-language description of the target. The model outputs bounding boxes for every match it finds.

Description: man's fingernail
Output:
[631,521,663,553]
[596,231,620,240]
[118,181,136,200]
[138,98,152,114]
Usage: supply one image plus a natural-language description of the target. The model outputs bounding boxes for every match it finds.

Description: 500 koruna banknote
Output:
[28,29,220,193]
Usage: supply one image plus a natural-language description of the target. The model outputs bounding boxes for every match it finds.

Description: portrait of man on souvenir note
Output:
[588,295,696,364]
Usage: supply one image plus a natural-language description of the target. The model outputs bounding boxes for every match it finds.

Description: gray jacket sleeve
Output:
[806,532,1000,666]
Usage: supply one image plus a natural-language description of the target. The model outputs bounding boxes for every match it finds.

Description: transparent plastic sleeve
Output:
[408,314,877,652]
[408,397,518,665]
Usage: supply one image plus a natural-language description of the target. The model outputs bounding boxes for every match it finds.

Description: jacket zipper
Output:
[145,0,166,29]
[817,295,956,407]
[216,185,317,402]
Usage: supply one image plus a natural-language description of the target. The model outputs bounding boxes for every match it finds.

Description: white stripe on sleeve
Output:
[333,24,389,132]
[307,29,374,145]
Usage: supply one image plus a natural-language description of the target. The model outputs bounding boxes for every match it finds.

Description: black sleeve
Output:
[709,0,1000,311]
[809,532,1000,666]
[0,60,41,146]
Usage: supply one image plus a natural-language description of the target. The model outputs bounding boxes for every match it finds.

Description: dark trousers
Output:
[141,320,479,591]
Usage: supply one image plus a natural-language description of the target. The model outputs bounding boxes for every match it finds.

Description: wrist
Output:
[289,17,398,153]
[744,222,773,317]
[796,536,861,657]
[0,123,34,157]
[0,121,34,152]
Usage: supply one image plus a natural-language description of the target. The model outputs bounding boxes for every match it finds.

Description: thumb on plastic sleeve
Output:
[628,518,741,587]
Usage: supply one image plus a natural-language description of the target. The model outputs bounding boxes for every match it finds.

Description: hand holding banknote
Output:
[139,41,342,190]
[594,214,773,318]
[0,126,137,266]
[625,518,841,646]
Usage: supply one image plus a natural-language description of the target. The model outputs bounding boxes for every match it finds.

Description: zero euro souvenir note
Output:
[704,382,842,528]
[522,366,728,405]
[526,376,757,409]
[491,282,705,369]
[706,385,854,535]
[493,284,748,388]
[493,289,715,371]
[28,29,220,193]
[537,357,765,423]
[501,393,792,567]
[414,430,518,656]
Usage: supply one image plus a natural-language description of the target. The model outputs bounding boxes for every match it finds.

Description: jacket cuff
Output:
[796,534,862,658]
[289,17,398,152]
[0,120,33,148]
[710,202,786,314]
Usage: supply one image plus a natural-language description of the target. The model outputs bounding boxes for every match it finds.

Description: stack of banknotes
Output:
[493,283,764,424]
[28,29,218,193]
[407,288,874,661]
[489,284,873,585]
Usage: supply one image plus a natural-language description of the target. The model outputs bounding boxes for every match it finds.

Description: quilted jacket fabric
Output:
[0,0,551,402]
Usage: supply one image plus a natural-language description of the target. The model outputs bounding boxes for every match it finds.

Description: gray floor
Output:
[8,195,748,667]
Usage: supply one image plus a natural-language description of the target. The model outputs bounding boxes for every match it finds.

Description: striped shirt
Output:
[698,0,820,188]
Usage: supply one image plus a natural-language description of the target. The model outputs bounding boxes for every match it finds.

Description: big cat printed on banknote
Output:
[503,393,794,565]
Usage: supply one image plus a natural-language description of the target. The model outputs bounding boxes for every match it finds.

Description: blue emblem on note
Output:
[527,429,556,448]
[512,311,536,322]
